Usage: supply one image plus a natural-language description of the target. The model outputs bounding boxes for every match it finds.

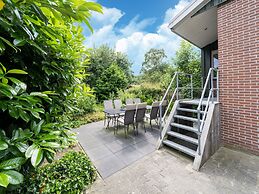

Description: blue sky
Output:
[84,0,192,74]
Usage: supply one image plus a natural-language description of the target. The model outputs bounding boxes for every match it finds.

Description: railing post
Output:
[190,75,193,99]
[197,109,201,155]
[211,69,214,103]
[216,69,219,102]
[176,73,179,100]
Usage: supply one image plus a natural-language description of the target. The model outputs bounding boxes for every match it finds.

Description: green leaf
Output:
[2,170,23,185]
[15,142,28,153]
[30,92,48,98]
[0,63,6,74]
[19,110,30,123]
[0,37,18,52]
[7,77,22,85]
[2,77,8,84]
[0,157,25,170]
[31,148,43,167]
[0,140,8,151]
[0,173,9,188]
[9,107,19,119]
[40,142,60,148]
[32,120,44,135]
[25,144,37,159]
[7,69,28,75]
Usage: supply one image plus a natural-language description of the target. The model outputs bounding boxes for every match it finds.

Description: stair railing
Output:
[197,67,219,155]
[159,72,193,137]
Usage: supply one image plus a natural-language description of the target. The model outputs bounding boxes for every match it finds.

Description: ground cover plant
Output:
[15,151,96,194]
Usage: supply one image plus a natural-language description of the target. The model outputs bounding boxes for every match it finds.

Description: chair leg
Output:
[143,122,146,133]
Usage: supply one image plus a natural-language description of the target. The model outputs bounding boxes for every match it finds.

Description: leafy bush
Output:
[87,45,133,101]
[16,151,96,194]
[0,0,102,192]
[119,83,164,105]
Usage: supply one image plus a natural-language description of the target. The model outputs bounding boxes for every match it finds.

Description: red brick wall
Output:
[217,0,259,154]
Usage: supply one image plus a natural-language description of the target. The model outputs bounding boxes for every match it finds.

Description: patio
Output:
[74,121,160,178]
[85,147,259,194]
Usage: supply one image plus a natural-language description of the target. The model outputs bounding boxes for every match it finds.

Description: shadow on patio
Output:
[73,121,160,178]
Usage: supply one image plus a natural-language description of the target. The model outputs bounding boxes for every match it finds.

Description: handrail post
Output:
[190,75,193,99]
[211,69,214,103]
[197,109,201,155]
[176,72,179,100]
[216,69,219,102]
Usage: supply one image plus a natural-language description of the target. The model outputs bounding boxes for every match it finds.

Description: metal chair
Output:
[133,98,141,104]
[114,99,122,110]
[145,101,160,128]
[135,103,147,133]
[104,100,115,128]
[116,104,136,137]
[126,98,133,105]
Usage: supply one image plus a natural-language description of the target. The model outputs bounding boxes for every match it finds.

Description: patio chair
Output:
[126,98,134,105]
[160,100,168,118]
[145,101,160,128]
[114,99,122,110]
[133,98,141,104]
[104,100,115,128]
[116,104,136,137]
[135,103,147,134]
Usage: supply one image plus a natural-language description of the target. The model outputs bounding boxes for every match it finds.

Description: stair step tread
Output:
[171,123,199,133]
[163,140,196,157]
[180,100,207,106]
[167,131,198,145]
[177,108,204,114]
[174,115,198,122]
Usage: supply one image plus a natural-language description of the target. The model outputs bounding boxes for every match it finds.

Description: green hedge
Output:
[18,151,96,194]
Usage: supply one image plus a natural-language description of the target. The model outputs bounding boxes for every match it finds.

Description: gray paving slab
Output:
[74,120,159,178]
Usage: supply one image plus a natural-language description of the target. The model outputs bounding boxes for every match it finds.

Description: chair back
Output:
[150,101,160,120]
[135,103,147,122]
[160,100,168,117]
[104,100,113,110]
[124,104,136,125]
[126,98,133,105]
[114,99,122,110]
[133,98,141,104]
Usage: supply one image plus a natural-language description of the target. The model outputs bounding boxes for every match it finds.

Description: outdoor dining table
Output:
[104,109,125,128]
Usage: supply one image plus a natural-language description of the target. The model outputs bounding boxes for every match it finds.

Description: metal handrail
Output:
[159,72,193,134]
[197,67,219,155]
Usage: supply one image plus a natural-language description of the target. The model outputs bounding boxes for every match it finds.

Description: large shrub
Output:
[0,0,102,191]
[87,45,133,101]
[16,151,96,194]
[119,83,164,105]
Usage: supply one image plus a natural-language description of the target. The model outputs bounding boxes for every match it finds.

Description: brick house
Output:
[158,0,258,169]
[168,0,258,153]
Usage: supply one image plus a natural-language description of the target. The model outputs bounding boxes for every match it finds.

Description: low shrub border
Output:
[20,151,96,194]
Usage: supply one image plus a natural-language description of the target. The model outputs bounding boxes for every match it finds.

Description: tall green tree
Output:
[95,63,128,101]
[140,48,174,84]
[87,45,133,101]
[173,40,201,97]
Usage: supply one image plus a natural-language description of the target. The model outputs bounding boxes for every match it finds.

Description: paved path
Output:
[85,147,259,194]
[74,121,160,178]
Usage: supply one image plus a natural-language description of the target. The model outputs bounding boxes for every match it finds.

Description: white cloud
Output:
[85,0,192,74]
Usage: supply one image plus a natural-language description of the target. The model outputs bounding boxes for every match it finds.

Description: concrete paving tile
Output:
[115,145,145,165]
[94,155,125,178]
[85,145,113,162]
[132,140,156,155]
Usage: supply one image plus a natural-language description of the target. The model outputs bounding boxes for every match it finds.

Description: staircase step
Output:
[177,107,204,114]
[163,140,196,157]
[174,115,198,122]
[171,123,199,133]
[167,131,198,145]
[180,100,207,106]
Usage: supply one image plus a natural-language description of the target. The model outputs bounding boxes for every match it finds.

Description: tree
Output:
[95,63,128,101]
[140,48,174,83]
[87,45,133,101]
[173,40,201,97]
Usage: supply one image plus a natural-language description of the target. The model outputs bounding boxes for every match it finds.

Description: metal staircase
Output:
[157,68,219,169]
